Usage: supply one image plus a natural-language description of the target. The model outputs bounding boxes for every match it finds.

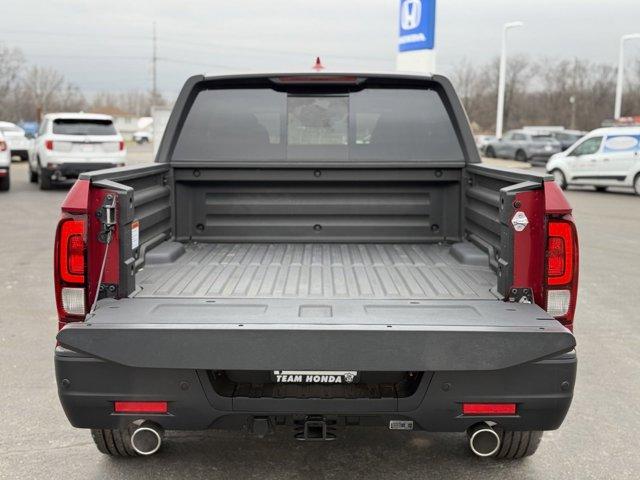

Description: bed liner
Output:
[134,241,498,301]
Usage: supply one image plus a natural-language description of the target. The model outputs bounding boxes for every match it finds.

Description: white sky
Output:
[3,0,640,97]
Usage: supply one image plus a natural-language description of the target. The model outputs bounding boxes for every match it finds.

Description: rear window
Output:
[52,119,117,136]
[172,88,463,162]
[0,126,24,135]
[532,134,553,141]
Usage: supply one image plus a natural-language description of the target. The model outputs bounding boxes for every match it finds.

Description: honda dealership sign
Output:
[397,0,437,72]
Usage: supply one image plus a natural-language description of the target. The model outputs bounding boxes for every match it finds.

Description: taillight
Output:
[45,139,54,150]
[55,216,87,324]
[544,217,579,329]
[0,141,6,151]
[119,140,125,151]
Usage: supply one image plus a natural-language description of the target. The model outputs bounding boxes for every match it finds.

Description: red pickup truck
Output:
[54,72,578,459]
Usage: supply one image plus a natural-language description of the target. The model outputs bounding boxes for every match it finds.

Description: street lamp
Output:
[614,33,640,119]
[495,21,524,139]
[569,95,576,130]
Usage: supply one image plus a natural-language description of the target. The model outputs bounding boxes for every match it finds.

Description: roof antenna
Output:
[312,57,325,71]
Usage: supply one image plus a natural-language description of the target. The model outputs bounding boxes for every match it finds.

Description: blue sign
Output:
[398,0,436,52]
[602,135,640,153]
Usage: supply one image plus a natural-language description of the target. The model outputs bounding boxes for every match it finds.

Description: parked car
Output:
[0,131,10,191]
[474,134,496,154]
[30,113,126,190]
[484,130,562,163]
[133,130,153,144]
[546,126,640,195]
[548,130,586,151]
[0,121,31,161]
[54,72,578,460]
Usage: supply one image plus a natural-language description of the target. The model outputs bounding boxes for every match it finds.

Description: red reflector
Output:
[547,221,574,285]
[119,140,125,151]
[45,140,54,150]
[0,141,6,151]
[59,219,85,284]
[114,401,168,414]
[463,403,517,415]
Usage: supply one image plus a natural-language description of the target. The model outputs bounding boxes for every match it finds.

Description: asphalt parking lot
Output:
[1,145,639,479]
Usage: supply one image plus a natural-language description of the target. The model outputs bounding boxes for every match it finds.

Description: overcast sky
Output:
[3,0,640,98]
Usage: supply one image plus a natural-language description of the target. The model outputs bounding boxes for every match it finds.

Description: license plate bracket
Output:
[273,370,359,384]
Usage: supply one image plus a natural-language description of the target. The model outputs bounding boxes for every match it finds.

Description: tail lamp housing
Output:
[55,216,87,325]
[544,217,579,329]
[0,140,6,151]
[45,139,54,150]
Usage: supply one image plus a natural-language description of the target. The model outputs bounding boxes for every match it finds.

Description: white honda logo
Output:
[401,0,422,30]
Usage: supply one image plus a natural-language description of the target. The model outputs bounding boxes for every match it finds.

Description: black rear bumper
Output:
[55,347,577,433]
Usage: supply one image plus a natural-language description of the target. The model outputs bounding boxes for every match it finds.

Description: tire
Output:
[551,169,567,190]
[0,171,9,191]
[38,166,53,190]
[28,164,38,183]
[495,430,543,460]
[91,428,138,457]
[634,174,640,196]
[594,186,607,192]
[485,147,496,158]
[515,150,527,162]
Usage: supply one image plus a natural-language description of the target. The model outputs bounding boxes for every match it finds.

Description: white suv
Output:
[0,132,10,191]
[546,126,640,195]
[30,113,126,190]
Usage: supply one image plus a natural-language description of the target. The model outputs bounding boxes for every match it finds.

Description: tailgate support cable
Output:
[90,194,116,315]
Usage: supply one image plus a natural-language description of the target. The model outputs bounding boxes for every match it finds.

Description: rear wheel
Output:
[551,169,567,190]
[515,150,528,162]
[38,165,53,190]
[28,163,38,183]
[0,171,10,191]
[594,186,607,192]
[634,174,640,196]
[495,430,543,459]
[91,428,138,457]
[485,147,496,158]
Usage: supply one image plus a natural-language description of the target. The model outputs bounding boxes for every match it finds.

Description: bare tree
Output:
[22,66,64,120]
[0,43,25,120]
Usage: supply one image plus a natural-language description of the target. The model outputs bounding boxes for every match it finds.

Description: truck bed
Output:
[135,242,498,301]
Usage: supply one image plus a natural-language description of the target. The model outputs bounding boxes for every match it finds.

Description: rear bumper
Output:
[47,162,124,179]
[55,347,577,433]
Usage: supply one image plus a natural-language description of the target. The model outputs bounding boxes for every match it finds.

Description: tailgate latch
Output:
[508,287,533,303]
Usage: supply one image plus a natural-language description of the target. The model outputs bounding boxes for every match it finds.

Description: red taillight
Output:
[545,217,579,328]
[463,403,517,415]
[59,220,85,284]
[0,141,6,151]
[119,140,125,151]
[114,401,168,414]
[45,139,54,150]
[547,222,574,285]
[55,216,87,324]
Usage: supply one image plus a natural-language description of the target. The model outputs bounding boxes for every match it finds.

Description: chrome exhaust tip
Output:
[130,421,163,456]
[468,423,501,457]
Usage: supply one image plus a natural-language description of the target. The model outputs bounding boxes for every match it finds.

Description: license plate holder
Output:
[273,370,359,384]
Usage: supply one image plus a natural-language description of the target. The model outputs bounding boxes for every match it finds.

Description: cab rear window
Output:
[172,88,464,162]
[52,119,117,136]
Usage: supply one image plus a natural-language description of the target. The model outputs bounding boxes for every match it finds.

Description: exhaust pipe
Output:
[468,423,501,458]
[129,421,164,456]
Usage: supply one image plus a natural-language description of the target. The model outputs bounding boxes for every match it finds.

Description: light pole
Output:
[614,33,640,120]
[495,21,524,139]
[569,95,576,130]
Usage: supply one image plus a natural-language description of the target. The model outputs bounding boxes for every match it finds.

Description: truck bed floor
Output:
[135,242,497,300]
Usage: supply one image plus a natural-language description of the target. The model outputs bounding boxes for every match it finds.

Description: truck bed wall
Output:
[172,167,463,244]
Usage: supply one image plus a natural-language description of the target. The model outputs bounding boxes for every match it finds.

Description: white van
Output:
[546,127,640,195]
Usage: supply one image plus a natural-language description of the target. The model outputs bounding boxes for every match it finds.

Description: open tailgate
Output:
[57,298,575,371]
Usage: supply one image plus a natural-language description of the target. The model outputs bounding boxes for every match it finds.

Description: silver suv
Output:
[485,130,562,163]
